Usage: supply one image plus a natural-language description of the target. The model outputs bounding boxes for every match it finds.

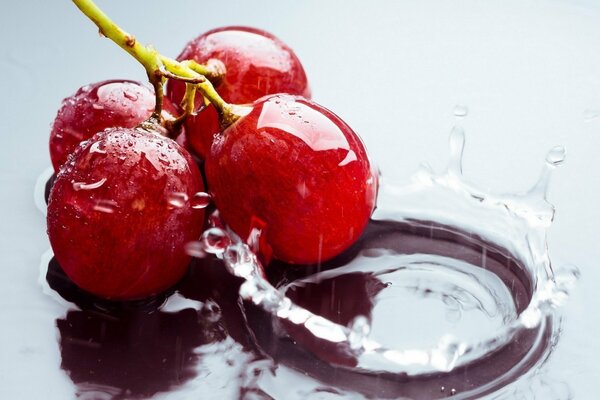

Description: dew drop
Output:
[200,227,231,254]
[191,192,211,209]
[453,104,469,117]
[167,192,189,208]
[91,103,105,110]
[451,388,456,396]
[72,177,107,191]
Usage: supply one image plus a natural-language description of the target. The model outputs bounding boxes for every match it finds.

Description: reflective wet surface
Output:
[40,217,558,399]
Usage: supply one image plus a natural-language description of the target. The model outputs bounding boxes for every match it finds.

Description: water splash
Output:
[191,126,578,388]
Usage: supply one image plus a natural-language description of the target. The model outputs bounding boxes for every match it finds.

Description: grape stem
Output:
[71,0,241,128]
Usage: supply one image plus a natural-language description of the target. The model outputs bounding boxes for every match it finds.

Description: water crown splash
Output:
[182,126,579,398]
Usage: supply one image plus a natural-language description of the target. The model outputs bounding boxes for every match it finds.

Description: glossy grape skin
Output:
[167,26,311,159]
[49,80,178,172]
[205,94,377,265]
[47,127,204,300]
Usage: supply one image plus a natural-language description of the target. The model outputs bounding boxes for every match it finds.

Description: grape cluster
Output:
[47,2,377,300]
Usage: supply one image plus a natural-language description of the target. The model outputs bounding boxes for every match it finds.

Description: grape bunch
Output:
[46,0,378,300]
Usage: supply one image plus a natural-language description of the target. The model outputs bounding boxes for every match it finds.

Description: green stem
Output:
[71,0,241,127]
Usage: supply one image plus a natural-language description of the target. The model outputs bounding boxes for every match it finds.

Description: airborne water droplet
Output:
[453,104,469,117]
[191,192,211,209]
[545,146,566,167]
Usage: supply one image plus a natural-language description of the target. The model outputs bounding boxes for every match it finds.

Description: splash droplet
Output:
[200,227,231,254]
[545,146,566,167]
[448,126,465,175]
[453,104,469,117]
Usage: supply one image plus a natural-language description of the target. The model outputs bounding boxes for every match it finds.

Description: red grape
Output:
[167,26,311,159]
[47,127,204,300]
[205,94,377,265]
[49,80,178,172]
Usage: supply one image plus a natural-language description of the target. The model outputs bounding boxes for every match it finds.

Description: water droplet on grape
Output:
[200,227,231,254]
[123,90,138,101]
[453,104,469,117]
[191,192,211,209]
[92,199,118,213]
[72,177,107,191]
[88,141,106,154]
[167,192,189,208]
